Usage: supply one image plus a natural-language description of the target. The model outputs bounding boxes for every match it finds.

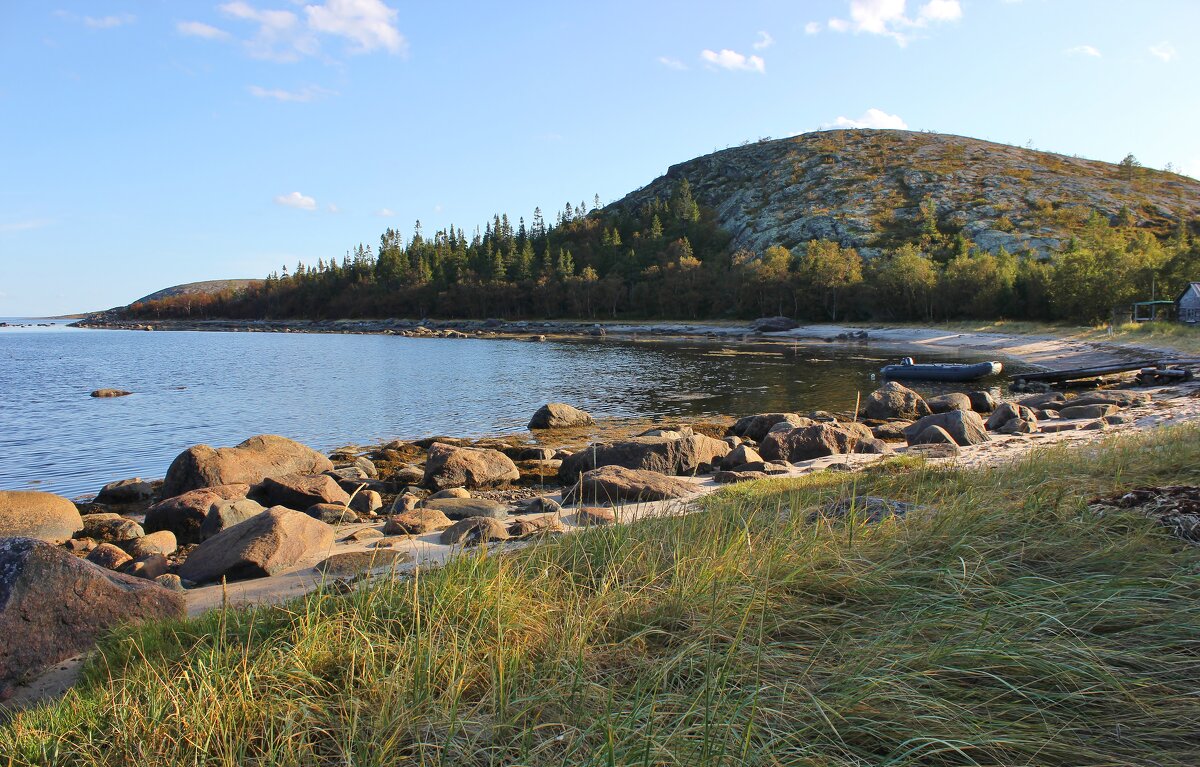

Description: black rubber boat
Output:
[880,357,1003,382]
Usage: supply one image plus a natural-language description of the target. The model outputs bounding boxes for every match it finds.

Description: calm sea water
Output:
[0,320,1018,498]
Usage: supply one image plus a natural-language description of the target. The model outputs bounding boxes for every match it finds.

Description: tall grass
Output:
[4,426,1200,765]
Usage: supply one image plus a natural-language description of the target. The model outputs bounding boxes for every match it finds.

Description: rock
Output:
[383,508,453,535]
[904,410,990,447]
[818,496,931,523]
[1081,420,1108,431]
[759,422,874,462]
[332,455,378,478]
[155,574,186,592]
[0,538,185,695]
[861,382,932,421]
[720,444,763,471]
[79,513,144,543]
[967,390,998,413]
[94,478,154,505]
[1040,422,1080,433]
[732,461,791,475]
[751,316,798,332]
[925,393,973,414]
[558,433,730,482]
[997,417,1039,435]
[1018,392,1068,410]
[63,538,96,554]
[341,528,384,543]
[123,530,177,558]
[854,438,894,454]
[86,542,132,570]
[90,389,132,398]
[429,488,471,500]
[316,550,413,577]
[508,516,565,537]
[144,484,250,544]
[727,413,814,442]
[905,442,960,458]
[1039,409,1062,420]
[871,421,913,441]
[420,498,510,521]
[570,507,616,526]
[515,496,563,516]
[121,553,169,580]
[1069,390,1151,409]
[518,447,557,461]
[910,425,957,445]
[256,473,351,510]
[305,503,357,524]
[562,465,695,504]
[985,403,1038,431]
[390,493,420,514]
[516,459,562,484]
[1104,413,1136,425]
[178,507,335,584]
[391,465,426,486]
[200,498,266,541]
[423,443,520,490]
[348,489,383,514]
[327,466,368,482]
[1059,404,1119,420]
[440,517,511,546]
[161,435,334,498]
[528,403,596,429]
[713,470,770,484]
[0,491,83,544]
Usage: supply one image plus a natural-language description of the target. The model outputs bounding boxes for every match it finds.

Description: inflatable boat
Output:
[880,357,1002,382]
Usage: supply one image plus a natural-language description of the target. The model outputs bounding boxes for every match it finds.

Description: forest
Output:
[123,179,1200,325]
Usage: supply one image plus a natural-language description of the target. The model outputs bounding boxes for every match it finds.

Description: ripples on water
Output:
[0,321,1018,498]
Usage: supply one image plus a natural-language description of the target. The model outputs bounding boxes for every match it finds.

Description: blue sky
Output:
[1,0,1196,315]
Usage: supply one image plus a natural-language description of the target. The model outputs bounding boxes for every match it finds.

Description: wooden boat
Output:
[880,357,1002,382]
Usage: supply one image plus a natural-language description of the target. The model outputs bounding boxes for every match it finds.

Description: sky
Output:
[1,0,1196,316]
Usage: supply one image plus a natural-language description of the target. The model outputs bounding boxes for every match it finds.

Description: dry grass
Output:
[3,426,1200,765]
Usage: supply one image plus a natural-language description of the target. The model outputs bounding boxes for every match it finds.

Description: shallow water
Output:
[0,321,1021,498]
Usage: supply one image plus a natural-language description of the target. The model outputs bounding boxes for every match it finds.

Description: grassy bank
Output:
[4,427,1200,765]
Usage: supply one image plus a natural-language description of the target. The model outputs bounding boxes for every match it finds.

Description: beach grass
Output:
[3,426,1200,765]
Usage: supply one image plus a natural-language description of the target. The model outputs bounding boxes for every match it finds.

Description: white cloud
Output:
[305,0,406,55]
[55,11,136,29]
[805,21,822,35]
[753,31,774,50]
[658,56,686,70]
[327,203,340,213]
[275,191,317,210]
[374,208,397,217]
[0,218,53,233]
[1065,44,1101,58]
[177,21,230,40]
[248,84,335,102]
[700,48,765,73]
[220,1,314,61]
[1149,41,1177,62]
[822,107,908,130]
[826,0,962,45]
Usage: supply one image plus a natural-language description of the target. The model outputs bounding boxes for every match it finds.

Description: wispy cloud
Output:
[824,0,962,46]
[658,56,686,70]
[700,48,765,73]
[55,11,136,29]
[1065,44,1101,58]
[275,191,317,210]
[248,84,335,102]
[804,21,822,35]
[753,31,774,50]
[218,0,405,61]
[1149,41,1177,62]
[177,20,230,40]
[374,208,397,217]
[306,0,405,55]
[821,108,908,130]
[0,218,53,233]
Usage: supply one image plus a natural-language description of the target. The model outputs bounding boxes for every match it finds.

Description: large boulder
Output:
[79,513,144,543]
[255,473,350,510]
[200,498,266,540]
[558,434,730,483]
[440,517,511,546]
[0,491,83,544]
[178,507,335,584]
[861,383,932,421]
[758,423,874,462]
[727,413,814,442]
[94,478,155,505]
[752,316,799,332]
[143,483,250,544]
[967,390,998,413]
[528,403,596,429]
[383,508,453,535]
[720,444,763,471]
[562,465,696,504]
[0,538,184,696]
[985,403,1038,431]
[904,410,990,447]
[422,443,520,490]
[1068,391,1151,409]
[925,393,973,414]
[421,498,510,521]
[1059,403,1119,420]
[161,435,333,498]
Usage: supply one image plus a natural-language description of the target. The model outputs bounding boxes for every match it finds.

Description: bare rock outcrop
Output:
[161,435,333,498]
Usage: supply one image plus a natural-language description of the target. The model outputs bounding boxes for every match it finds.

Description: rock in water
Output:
[178,507,335,584]
[161,435,334,498]
[0,490,83,544]
[562,465,696,504]
[0,537,184,696]
[90,389,132,398]
[528,403,596,429]
[422,443,520,490]
[861,382,932,421]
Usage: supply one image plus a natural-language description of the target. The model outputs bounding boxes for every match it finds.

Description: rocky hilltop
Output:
[611,129,1200,256]
[131,279,261,305]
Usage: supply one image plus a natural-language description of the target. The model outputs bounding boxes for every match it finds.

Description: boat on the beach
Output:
[880,357,1002,382]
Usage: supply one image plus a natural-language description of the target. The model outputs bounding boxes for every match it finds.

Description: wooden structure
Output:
[1011,358,1199,390]
[1177,283,1200,324]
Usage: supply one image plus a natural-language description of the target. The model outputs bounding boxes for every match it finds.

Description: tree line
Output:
[125,180,1199,325]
